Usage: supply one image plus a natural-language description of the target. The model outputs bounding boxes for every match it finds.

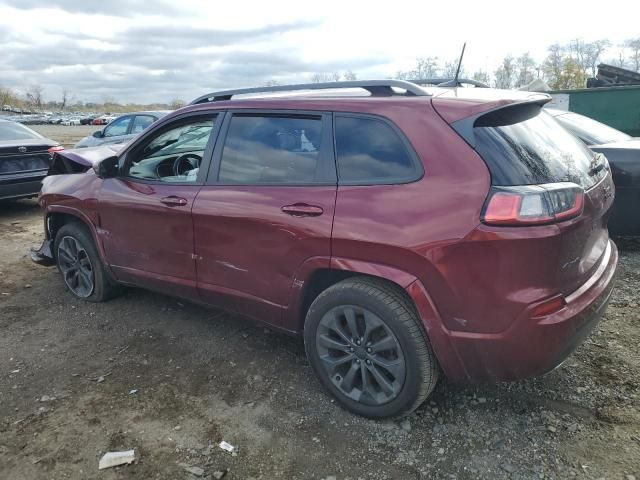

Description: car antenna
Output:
[439,43,467,88]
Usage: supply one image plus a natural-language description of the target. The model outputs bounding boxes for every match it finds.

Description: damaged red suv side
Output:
[32,80,618,418]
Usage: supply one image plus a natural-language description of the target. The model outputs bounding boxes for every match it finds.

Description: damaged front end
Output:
[31,236,55,266]
[31,144,123,267]
[47,143,124,175]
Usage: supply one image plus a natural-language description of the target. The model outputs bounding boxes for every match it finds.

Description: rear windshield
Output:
[553,111,631,146]
[473,107,606,189]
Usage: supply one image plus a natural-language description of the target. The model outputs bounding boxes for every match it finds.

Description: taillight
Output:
[531,296,566,318]
[482,182,584,226]
[48,145,64,155]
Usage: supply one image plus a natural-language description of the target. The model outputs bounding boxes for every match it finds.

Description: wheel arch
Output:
[45,207,108,265]
[290,257,466,381]
[291,257,420,332]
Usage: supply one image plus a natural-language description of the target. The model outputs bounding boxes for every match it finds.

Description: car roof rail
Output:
[189,79,430,105]
[411,78,490,88]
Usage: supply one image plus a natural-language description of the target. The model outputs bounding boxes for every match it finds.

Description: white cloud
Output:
[0,0,638,103]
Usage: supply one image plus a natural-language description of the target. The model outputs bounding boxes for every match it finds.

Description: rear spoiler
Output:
[450,96,552,148]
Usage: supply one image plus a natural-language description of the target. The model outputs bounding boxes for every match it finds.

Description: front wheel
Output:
[54,222,120,302]
[304,277,439,418]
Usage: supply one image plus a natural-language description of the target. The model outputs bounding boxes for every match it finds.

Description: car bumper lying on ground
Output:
[415,240,618,383]
[0,170,47,200]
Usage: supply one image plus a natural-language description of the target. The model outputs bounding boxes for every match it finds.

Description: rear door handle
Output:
[160,195,188,207]
[281,203,324,217]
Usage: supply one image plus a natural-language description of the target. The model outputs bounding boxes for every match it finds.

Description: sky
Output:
[0,0,639,104]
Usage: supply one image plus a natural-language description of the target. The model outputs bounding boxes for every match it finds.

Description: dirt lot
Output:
[31,124,97,148]
[0,126,639,479]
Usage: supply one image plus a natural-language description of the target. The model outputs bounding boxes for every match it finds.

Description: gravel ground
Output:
[0,199,637,480]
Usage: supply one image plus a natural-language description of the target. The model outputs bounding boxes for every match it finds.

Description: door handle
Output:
[160,195,188,207]
[281,203,324,217]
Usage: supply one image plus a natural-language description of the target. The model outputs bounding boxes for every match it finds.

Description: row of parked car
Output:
[3,79,638,418]
[2,111,118,126]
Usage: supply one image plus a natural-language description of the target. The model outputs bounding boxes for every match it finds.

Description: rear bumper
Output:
[412,240,618,383]
[0,170,47,200]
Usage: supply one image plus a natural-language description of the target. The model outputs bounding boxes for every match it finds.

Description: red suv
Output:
[32,80,618,418]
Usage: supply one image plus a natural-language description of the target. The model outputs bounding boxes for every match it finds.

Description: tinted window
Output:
[553,112,631,146]
[104,116,131,137]
[474,109,607,189]
[126,117,215,183]
[131,115,156,134]
[335,116,417,183]
[0,122,41,141]
[219,115,322,184]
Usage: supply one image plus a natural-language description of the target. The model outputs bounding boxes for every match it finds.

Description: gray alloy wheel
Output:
[316,305,406,406]
[304,276,439,418]
[57,235,95,298]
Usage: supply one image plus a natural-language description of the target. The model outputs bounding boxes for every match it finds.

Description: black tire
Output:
[304,276,439,418]
[54,222,120,302]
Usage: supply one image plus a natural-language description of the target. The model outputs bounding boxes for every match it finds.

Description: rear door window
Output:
[131,115,156,134]
[473,108,607,189]
[334,115,420,184]
[218,114,324,184]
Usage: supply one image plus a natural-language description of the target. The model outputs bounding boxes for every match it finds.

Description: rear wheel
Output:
[54,222,120,302]
[304,277,439,418]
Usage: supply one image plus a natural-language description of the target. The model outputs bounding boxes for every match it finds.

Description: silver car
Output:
[74,111,170,148]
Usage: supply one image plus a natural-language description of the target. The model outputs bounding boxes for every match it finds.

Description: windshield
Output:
[553,112,631,146]
[473,108,607,190]
[0,122,42,141]
[144,122,212,158]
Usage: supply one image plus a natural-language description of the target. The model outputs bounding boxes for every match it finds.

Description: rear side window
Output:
[131,115,156,134]
[473,107,606,189]
[218,114,322,184]
[334,116,419,184]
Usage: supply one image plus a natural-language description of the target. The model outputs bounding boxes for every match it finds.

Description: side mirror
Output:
[94,155,119,179]
[93,130,104,138]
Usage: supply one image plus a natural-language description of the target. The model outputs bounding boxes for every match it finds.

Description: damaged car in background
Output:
[546,108,640,236]
[0,119,63,200]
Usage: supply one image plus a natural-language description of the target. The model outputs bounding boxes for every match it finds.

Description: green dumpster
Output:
[548,85,640,137]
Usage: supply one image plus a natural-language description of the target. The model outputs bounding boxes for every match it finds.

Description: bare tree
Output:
[395,57,440,80]
[624,37,640,71]
[516,52,537,87]
[494,55,516,89]
[310,72,343,83]
[442,59,465,78]
[584,39,611,77]
[343,70,357,81]
[569,38,610,77]
[61,88,70,111]
[25,84,44,110]
[0,85,16,107]
[471,70,490,85]
[264,79,281,87]
[169,99,185,109]
[310,73,333,83]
